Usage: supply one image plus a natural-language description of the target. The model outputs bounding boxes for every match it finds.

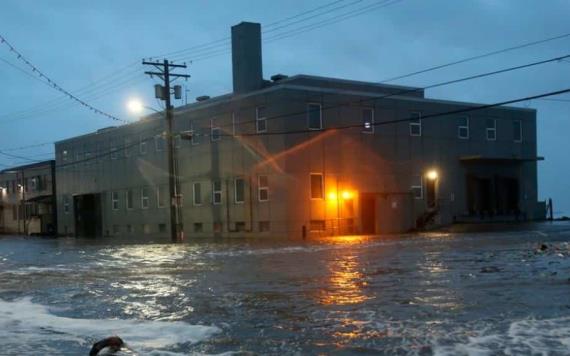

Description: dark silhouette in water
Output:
[89,336,124,356]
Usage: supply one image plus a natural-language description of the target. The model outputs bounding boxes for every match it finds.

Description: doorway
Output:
[74,194,102,237]
[360,193,375,234]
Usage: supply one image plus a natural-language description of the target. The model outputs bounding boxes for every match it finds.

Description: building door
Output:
[360,194,375,234]
[74,194,102,237]
[426,179,437,208]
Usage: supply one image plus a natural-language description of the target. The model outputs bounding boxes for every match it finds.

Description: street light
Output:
[426,169,438,181]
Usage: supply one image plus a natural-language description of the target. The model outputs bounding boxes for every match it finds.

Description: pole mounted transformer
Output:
[142,59,191,243]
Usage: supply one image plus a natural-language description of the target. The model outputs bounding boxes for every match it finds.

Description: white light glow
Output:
[127,98,144,114]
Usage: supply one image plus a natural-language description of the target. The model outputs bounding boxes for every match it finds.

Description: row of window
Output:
[106,221,272,235]
[61,176,270,213]
[0,175,49,195]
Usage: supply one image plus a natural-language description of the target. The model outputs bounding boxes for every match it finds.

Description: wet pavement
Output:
[1,222,570,355]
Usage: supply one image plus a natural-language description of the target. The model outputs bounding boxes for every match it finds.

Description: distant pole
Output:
[142,59,190,242]
[548,198,553,221]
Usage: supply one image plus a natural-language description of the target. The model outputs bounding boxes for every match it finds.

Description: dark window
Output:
[259,221,270,232]
[310,220,326,231]
[193,182,202,205]
[409,112,421,136]
[235,222,246,232]
[234,178,245,203]
[513,120,522,142]
[307,103,322,130]
[310,174,324,199]
[194,223,203,232]
[158,224,167,233]
[157,185,167,208]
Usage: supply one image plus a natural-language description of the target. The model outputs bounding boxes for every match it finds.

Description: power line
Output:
[0,34,130,124]
[381,32,570,83]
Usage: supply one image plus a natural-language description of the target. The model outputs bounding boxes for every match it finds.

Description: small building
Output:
[0,160,57,235]
[54,22,544,240]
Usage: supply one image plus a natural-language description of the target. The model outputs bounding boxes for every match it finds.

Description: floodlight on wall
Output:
[426,169,438,181]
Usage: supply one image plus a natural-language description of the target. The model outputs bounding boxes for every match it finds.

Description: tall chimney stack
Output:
[231,22,263,94]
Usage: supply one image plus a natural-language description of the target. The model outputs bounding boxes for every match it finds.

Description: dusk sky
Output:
[1,0,569,215]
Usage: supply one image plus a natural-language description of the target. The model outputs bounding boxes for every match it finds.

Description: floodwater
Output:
[1,223,570,355]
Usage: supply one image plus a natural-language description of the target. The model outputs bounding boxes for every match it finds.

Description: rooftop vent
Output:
[196,95,210,102]
[271,74,288,82]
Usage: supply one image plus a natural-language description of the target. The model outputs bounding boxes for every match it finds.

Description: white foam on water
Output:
[0,297,220,354]
[1,265,76,275]
[432,316,570,356]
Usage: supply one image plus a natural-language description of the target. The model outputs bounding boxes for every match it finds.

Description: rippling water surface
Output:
[1,223,570,355]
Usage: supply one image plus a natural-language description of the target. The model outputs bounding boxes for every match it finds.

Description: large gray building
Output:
[54,22,544,240]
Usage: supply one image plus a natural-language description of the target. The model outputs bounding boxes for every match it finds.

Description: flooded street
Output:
[1,223,570,355]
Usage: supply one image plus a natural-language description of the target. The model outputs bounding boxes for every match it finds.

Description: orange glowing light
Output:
[426,170,438,181]
[341,190,353,200]
[328,192,338,200]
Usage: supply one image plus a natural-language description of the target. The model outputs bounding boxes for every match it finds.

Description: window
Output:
[213,222,223,233]
[141,187,150,209]
[256,106,267,133]
[193,182,202,206]
[307,103,322,130]
[409,112,421,136]
[513,120,522,142]
[158,223,167,233]
[63,196,70,214]
[310,220,326,231]
[211,119,221,141]
[124,138,131,157]
[193,222,203,232]
[155,135,165,151]
[362,108,374,133]
[310,173,324,199]
[234,177,245,203]
[157,185,167,208]
[113,225,120,235]
[110,140,118,160]
[126,224,133,234]
[190,121,200,145]
[126,189,133,210]
[212,180,222,205]
[258,175,269,202]
[458,117,469,139]
[140,136,147,155]
[62,149,69,161]
[411,176,423,199]
[235,222,246,232]
[232,112,239,136]
[142,224,151,234]
[111,191,119,210]
[486,118,496,141]
[259,221,270,232]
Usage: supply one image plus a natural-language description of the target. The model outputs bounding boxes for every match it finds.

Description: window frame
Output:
[212,180,222,205]
[139,135,147,155]
[310,173,324,200]
[211,119,221,142]
[256,106,267,133]
[409,112,422,137]
[486,118,497,141]
[157,185,166,208]
[307,103,323,130]
[141,187,150,209]
[111,191,119,210]
[458,116,469,139]
[411,176,423,200]
[362,108,375,134]
[258,175,269,202]
[234,177,245,204]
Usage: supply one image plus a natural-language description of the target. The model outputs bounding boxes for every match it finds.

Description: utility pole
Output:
[142,59,190,242]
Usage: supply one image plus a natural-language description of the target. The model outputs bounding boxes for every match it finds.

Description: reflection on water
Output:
[0,224,570,355]
[320,254,372,306]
